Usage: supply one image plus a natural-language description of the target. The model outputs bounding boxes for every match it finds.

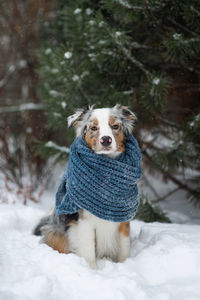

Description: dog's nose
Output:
[100,136,112,146]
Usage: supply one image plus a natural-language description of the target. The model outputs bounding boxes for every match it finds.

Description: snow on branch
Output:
[45,141,70,153]
[113,0,166,11]
[131,42,151,49]
[114,0,145,10]
[190,6,200,17]
[0,103,45,113]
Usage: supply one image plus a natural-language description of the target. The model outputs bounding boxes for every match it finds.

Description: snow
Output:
[115,31,122,37]
[9,65,15,72]
[189,114,200,128]
[45,141,70,153]
[1,161,200,300]
[99,40,106,45]
[49,90,60,98]
[80,71,89,79]
[117,0,134,9]
[72,74,79,82]
[89,20,95,25]
[74,8,82,15]
[18,60,27,69]
[45,48,52,55]
[26,127,32,134]
[152,77,160,85]
[98,21,104,27]
[64,52,72,59]
[0,203,200,300]
[61,102,66,108]
[86,8,93,15]
[0,103,45,113]
[173,33,182,40]
[51,68,59,74]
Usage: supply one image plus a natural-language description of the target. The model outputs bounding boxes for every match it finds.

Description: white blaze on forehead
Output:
[91,108,117,151]
[92,108,111,137]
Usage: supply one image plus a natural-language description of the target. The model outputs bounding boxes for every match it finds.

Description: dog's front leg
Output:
[76,218,97,269]
[118,222,130,262]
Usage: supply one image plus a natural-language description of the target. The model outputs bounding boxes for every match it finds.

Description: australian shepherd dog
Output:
[33,104,137,269]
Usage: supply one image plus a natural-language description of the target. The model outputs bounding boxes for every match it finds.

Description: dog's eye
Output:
[112,124,119,130]
[91,126,98,131]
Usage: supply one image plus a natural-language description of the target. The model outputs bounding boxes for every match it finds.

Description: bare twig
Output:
[152,187,180,203]
[157,116,180,128]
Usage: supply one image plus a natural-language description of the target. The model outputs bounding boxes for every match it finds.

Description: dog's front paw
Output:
[86,259,98,270]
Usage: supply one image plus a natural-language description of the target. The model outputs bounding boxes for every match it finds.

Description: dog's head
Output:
[67,104,136,157]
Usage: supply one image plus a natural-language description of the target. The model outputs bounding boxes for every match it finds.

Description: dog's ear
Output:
[67,105,93,136]
[113,104,137,134]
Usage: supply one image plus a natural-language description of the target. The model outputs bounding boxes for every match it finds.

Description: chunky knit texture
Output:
[56,135,142,222]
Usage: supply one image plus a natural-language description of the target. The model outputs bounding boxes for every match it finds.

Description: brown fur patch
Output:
[44,232,69,254]
[109,115,117,126]
[109,115,125,152]
[118,222,130,237]
[73,121,79,127]
[121,106,136,121]
[85,118,99,150]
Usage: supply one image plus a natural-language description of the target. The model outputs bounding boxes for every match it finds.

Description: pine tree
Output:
[38,0,200,213]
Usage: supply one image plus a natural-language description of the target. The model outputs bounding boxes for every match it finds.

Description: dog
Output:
[33,104,137,269]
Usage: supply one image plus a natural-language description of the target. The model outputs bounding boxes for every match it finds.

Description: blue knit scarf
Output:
[56,135,142,222]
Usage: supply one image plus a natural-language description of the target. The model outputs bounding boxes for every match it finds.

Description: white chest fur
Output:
[67,210,130,268]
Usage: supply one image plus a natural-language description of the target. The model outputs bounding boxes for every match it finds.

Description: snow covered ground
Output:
[1,164,200,300]
[0,202,200,300]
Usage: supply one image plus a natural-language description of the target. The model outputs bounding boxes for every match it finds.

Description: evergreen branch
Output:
[167,18,198,36]
[112,0,146,10]
[78,87,92,104]
[143,149,198,196]
[152,187,180,203]
[190,6,200,17]
[157,116,181,128]
[179,37,200,45]
[172,83,200,92]
[165,172,197,195]
[0,103,45,113]
[160,63,200,74]
[143,0,156,19]
[113,0,169,11]
[116,41,150,76]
